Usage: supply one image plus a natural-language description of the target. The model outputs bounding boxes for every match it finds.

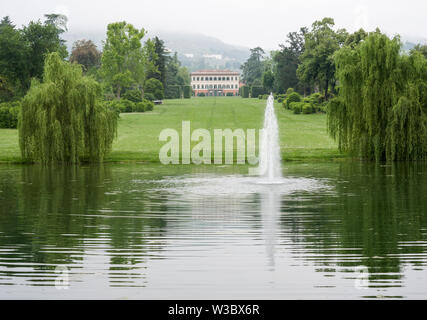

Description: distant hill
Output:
[63,29,250,72]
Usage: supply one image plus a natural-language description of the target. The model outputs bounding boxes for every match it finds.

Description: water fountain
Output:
[257,94,283,182]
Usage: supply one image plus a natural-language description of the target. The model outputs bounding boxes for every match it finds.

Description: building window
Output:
[210,77,213,81]
[197,77,200,81]
[197,85,200,89]
[193,85,196,89]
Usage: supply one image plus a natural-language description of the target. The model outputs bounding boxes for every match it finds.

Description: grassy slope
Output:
[276,105,344,161]
[0,97,345,163]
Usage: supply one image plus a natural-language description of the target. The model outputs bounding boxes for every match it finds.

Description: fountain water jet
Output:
[258,94,282,182]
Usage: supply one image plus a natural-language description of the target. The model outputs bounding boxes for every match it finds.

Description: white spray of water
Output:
[258,94,282,181]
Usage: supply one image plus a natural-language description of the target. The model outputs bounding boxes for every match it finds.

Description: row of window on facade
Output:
[193,84,239,90]
[192,76,239,81]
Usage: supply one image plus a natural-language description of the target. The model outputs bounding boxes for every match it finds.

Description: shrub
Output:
[258,95,263,99]
[240,86,250,98]
[165,85,182,99]
[302,103,313,114]
[198,92,206,97]
[0,101,20,128]
[183,86,192,99]
[144,99,154,112]
[134,102,146,112]
[122,89,142,103]
[144,92,155,101]
[289,102,304,114]
[251,86,264,98]
[286,88,295,96]
[145,78,164,100]
[101,100,123,115]
[120,99,136,113]
[285,92,302,109]
[226,92,234,97]
[277,97,284,103]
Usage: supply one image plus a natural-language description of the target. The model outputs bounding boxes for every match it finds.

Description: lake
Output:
[0,162,426,299]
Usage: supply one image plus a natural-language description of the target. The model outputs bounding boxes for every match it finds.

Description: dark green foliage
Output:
[183,85,192,99]
[145,78,164,100]
[0,100,20,128]
[297,18,347,100]
[134,102,146,112]
[22,20,68,80]
[148,37,167,87]
[226,92,234,97]
[241,47,265,87]
[285,92,302,109]
[0,17,30,96]
[251,86,264,98]
[0,76,15,102]
[329,32,427,161]
[198,92,206,97]
[165,85,182,99]
[274,28,306,94]
[144,100,154,112]
[122,89,143,103]
[165,52,190,95]
[121,99,135,113]
[241,86,250,98]
[144,92,155,101]
[262,70,275,92]
[19,53,118,163]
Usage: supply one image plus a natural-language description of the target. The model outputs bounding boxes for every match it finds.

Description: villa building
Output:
[190,70,241,96]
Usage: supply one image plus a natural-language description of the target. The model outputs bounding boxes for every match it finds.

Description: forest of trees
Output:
[0,15,191,105]
[239,17,427,161]
[0,14,192,162]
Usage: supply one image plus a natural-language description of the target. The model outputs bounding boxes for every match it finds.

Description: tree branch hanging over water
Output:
[328,32,427,161]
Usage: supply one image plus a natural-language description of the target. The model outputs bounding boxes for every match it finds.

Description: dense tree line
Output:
[0,15,190,104]
[0,14,191,162]
[240,17,426,161]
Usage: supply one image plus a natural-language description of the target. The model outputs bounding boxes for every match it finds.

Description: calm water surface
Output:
[0,162,426,299]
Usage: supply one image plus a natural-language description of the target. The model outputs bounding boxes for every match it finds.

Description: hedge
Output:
[251,86,265,98]
[165,85,182,99]
[240,86,250,98]
[183,85,192,99]
[0,101,20,128]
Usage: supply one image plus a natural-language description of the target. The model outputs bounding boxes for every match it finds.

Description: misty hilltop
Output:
[63,29,250,72]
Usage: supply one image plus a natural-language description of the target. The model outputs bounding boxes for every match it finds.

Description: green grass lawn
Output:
[0,97,345,163]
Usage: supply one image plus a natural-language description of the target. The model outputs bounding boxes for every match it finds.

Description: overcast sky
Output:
[1,0,426,49]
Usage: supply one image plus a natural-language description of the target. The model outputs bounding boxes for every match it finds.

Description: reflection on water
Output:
[0,162,426,299]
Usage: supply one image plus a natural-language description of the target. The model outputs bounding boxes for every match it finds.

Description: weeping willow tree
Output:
[19,52,118,163]
[328,31,427,161]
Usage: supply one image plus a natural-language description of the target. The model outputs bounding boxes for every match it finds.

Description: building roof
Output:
[191,70,240,76]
